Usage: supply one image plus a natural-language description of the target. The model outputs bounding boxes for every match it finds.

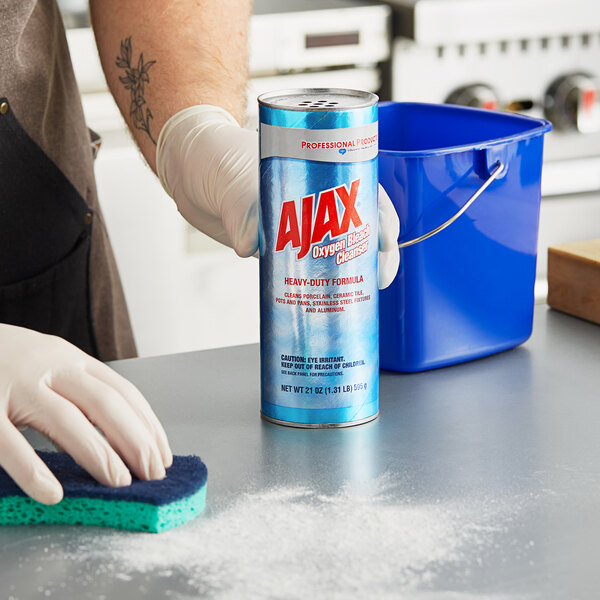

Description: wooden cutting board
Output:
[547,239,600,325]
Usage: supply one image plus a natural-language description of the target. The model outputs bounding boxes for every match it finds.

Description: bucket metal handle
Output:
[398,160,505,249]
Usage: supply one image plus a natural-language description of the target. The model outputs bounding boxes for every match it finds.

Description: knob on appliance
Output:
[445,84,498,110]
[544,73,600,133]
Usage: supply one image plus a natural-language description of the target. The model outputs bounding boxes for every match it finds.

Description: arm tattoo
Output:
[115,37,157,145]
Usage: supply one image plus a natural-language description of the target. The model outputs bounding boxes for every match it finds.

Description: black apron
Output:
[0,97,99,356]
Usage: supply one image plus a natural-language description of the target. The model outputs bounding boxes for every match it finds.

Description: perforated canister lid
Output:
[258,88,378,111]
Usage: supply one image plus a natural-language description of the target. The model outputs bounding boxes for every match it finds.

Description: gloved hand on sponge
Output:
[0,324,173,505]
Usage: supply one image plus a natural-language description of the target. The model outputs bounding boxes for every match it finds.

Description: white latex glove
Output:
[156,105,400,287]
[0,324,173,505]
[157,105,259,258]
[377,184,401,289]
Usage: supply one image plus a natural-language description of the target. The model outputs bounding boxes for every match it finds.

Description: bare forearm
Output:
[90,0,251,172]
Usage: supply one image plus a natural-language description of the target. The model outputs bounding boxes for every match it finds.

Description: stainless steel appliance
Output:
[386,0,600,299]
[247,0,391,128]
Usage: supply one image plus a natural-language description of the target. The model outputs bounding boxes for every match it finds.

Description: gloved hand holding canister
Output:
[156,105,400,289]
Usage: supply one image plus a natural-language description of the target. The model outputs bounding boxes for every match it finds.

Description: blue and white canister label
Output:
[259,93,379,426]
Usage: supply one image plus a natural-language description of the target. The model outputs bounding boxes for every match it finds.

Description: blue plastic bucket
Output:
[378,102,552,372]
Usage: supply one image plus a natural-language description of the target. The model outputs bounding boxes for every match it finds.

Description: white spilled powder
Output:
[58,476,525,600]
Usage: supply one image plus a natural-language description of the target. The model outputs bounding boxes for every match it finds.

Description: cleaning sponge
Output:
[0,451,207,533]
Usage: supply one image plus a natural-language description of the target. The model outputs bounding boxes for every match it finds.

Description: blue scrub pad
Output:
[0,451,207,533]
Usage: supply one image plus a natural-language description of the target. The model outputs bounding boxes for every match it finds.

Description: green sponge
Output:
[0,452,207,533]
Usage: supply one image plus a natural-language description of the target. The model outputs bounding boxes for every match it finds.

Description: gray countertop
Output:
[2,305,600,599]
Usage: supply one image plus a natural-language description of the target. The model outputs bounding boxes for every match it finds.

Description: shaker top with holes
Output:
[258,88,378,111]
